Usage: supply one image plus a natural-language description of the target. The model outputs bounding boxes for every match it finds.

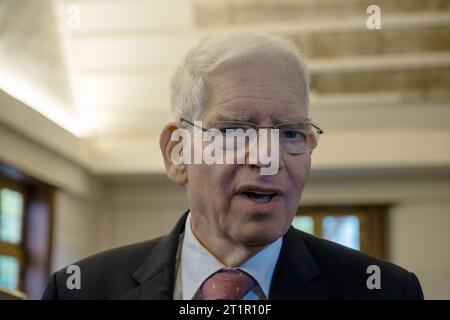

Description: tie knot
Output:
[201,268,257,300]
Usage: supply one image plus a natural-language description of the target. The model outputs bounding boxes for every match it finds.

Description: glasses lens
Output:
[209,122,256,150]
[278,123,320,154]
[206,122,321,154]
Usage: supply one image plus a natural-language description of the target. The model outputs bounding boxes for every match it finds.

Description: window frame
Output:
[296,205,388,259]
[0,163,54,298]
[0,176,28,291]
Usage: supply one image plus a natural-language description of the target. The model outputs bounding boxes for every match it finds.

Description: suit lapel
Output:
[269,227,327,299]
[120,210,189,300]
[121,212,326,300]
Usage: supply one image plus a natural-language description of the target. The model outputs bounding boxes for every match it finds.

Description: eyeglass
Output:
[180,117,324,154]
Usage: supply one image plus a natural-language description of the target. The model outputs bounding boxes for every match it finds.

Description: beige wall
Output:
[98,176,188,249]
[51,191,101,271]
[389,202,450,299]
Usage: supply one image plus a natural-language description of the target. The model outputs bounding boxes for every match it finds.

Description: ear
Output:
[159,122,188,185]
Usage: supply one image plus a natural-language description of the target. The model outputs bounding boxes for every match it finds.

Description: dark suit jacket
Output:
[42,210,424,300]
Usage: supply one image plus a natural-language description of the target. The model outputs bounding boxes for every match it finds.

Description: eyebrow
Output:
[211,113,253,122]
[209,113,310,125]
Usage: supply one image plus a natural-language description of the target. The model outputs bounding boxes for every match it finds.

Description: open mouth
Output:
[240,190,277,203]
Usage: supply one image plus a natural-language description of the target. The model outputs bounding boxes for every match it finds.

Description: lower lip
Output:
[237,193,281,210]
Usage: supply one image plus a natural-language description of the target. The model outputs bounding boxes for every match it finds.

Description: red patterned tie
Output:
[200,268,261,300]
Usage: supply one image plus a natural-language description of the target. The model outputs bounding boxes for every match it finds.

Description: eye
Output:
[284,130,298,138]
[215,127,236,135]
[281,129,305,141]
[224,126,241,131]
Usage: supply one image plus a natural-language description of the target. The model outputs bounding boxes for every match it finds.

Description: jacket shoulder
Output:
[43,237,163,299]
[295,229,423,299]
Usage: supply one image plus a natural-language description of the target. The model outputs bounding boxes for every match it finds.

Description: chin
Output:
[235,223,286,247]
[240,234,280,247]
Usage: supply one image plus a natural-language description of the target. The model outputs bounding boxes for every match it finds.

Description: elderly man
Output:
[43,33,423,300]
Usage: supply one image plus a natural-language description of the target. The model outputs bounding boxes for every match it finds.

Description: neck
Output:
[189,213,266,267]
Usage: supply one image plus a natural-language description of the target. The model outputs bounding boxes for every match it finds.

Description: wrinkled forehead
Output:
[208,53,307,90]
[203,55,308,125]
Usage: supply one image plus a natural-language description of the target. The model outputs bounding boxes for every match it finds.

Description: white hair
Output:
[169,32,310,122]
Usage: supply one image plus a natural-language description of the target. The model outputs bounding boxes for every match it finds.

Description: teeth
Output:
[249,191,275,195]
[253,195,271,203]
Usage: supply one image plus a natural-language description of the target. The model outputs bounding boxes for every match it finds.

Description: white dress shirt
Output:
[173,213,282,300]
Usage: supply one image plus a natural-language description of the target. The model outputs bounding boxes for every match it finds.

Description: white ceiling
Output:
[54,0,199,137]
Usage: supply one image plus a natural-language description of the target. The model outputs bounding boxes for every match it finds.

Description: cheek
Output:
[295,164,310,191]
[187,164,237,205]
[285,156,311,200]
[188,165,216,199]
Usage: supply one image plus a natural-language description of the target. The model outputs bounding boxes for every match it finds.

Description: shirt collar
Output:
[181,213,282,300]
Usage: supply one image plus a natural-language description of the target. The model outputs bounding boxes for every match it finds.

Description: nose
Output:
[244,128,284,173]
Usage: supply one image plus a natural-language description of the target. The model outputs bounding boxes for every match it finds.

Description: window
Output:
[292,206,387,258]
[322,215,360,250]
[292,215,314,235]
[0,184,25,291]
[0,164,53,299]
[0,188,24,244]
[0,255,20,290]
